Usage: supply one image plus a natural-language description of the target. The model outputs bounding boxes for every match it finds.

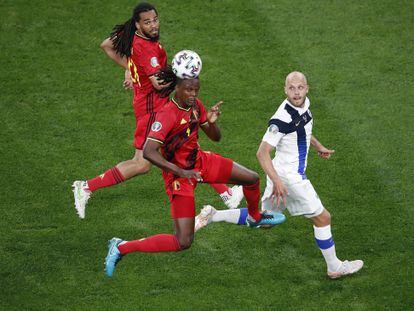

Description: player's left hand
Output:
[207,101,223,123]
[317,147,335,159]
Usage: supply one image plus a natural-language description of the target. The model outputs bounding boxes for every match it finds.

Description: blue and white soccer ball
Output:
[171,50,202,79]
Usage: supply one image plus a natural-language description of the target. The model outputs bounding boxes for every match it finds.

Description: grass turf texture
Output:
[1,0,413,309]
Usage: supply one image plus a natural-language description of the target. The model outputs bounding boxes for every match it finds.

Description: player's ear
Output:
[135,21,140,31]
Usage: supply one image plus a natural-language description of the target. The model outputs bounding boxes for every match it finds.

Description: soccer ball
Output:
[171,50,202,79]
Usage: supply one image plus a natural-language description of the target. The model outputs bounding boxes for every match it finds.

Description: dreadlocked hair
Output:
[110,2,158,57]
[155,65,178,96]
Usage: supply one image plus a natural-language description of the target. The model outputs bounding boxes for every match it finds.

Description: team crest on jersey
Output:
[151,121,162,132]
[268,124,279,134]
[173,180,181,191]
[150,57,159,68]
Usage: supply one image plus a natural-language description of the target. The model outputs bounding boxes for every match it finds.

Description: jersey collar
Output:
[172,98,191,111]
[135,31,152,41]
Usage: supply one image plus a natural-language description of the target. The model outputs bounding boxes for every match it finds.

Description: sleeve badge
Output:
[151,121,162,132]
[150,57,159,68]
[268,124,279,134]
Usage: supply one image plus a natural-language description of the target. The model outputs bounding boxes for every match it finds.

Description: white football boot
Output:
[327,260,364,279]
[72,180,91,219]
[194,205,217,232]
[220,185,244,209]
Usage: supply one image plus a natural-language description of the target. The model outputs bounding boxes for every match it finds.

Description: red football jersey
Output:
[128,33,168,115]
[147,98,209,170]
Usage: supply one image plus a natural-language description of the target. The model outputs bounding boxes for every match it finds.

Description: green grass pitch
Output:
[1,0,413,309]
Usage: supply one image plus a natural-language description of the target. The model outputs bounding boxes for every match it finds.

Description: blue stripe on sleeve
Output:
[268,119,295,134]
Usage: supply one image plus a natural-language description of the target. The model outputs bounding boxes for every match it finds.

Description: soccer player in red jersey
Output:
[104,73,282,277]
[72,3,243,219]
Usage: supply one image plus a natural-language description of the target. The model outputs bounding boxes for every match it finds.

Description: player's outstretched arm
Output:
[311,135,335,159]
[100,37,128,69]
[201,101,222,142]
[143,139,202,181]
[257,141,288,206]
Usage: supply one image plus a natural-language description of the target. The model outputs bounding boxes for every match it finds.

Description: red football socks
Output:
[87,167,125,192]
[118,234,181,255]
[243,180,262,221]
[210,183,230,194]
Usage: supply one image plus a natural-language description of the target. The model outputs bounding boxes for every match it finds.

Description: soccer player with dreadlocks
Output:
[72,3,243,219]
[104,71,283,277]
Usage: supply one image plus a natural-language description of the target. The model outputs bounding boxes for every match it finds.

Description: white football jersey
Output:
[262,97,313,183]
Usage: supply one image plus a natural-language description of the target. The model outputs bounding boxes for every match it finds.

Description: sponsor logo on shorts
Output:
[150,57,159,68]
[151,121,162,132]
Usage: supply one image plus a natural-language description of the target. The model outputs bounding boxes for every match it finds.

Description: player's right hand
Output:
[178,169,203,184]
[271,178,288,207]
[123,69,133,90]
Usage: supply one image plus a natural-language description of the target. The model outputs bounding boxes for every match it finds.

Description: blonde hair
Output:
[285,71,307,86]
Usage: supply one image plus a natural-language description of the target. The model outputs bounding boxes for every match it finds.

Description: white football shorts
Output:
[261,175,324,218]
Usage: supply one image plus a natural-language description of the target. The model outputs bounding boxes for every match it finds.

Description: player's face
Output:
[284,79,309,108]
[136,10,160,40]
[175,79,200,107]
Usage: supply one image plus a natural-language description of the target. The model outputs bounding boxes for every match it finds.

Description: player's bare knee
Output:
[131,158,151,174]
[177,234,194,250]
[313,209,331,226]
[247,171,260,185]
[323,210,331,224]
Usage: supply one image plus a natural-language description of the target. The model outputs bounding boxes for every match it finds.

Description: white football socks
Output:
[212,209,241,224]
[313,225,342,272]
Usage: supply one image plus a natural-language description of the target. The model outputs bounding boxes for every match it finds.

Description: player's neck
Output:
[134,31,157,42]
[172,97,191,110]
[287,99,306,109]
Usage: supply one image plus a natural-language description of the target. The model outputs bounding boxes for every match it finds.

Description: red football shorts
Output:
[163,151,234,219]
[134,113,156,150]
[133,92,169,150]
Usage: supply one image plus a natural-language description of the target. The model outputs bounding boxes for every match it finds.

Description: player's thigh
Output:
[227,162,259,185]
[200,152,233,184]
[170,194,196,219]
[286,180,324,218]
[261,177,287,213]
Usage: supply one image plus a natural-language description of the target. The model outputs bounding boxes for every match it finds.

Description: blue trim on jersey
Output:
[268,119,295,134]
[237,208,248,225]
[297,125,307,175]
[315,237,335,250]
[284,104,311,176]
[268,105,313,176]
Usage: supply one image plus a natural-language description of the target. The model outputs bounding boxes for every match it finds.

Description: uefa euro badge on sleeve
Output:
[150,57,159,68]
[151,121,162,132]
[268,124,279,134]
